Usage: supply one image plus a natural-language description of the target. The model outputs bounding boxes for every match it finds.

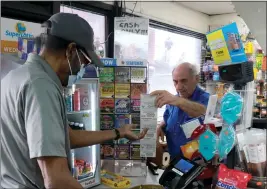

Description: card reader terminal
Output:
[159,156,206,189]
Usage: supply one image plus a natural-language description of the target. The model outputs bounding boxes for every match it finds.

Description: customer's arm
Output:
[69,125,148,149]
[24,79,82,189]
[37,157,82,189]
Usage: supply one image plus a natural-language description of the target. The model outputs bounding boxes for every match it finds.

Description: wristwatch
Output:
[114,129,120,140]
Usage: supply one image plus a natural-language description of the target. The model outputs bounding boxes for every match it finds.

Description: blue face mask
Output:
[199,129,218,161]
[218,125,236,161]
[220,92,243,125]
[67,49,86,87]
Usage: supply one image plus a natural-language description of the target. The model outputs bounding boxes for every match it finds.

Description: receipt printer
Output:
[159,157,206,189]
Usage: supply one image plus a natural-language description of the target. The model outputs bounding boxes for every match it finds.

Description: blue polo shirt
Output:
[163,86,210,158]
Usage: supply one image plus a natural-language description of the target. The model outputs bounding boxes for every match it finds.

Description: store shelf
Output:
[67,110,91,114]
[253,118,267,124]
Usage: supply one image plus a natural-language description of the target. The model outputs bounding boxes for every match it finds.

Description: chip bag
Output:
[180,140,200,160]
[215,164,252,189]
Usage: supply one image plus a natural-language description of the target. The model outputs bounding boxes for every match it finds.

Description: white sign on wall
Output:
[115,17,149,35]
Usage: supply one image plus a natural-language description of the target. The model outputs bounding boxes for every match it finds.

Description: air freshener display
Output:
[99,60,148,160]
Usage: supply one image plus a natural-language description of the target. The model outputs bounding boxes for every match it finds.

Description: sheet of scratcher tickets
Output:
[99,65,148,160]
[140,94,157,157]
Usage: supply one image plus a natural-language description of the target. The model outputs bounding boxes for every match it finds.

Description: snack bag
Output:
[215,164,252,189]
[180,140,200,160]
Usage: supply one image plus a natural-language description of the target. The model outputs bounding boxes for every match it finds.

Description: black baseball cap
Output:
[46,12,103,67]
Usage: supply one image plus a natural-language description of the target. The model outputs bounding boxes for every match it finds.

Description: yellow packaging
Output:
[101,170,131,189]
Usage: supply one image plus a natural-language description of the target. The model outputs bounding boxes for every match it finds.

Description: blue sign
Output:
[100,58,117,66]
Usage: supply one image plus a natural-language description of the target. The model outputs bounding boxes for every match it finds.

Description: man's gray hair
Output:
[172,62,200,76]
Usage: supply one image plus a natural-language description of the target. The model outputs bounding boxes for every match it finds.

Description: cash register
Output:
[159,156,206,189]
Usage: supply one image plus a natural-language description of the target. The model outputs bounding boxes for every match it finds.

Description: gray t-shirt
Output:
[1,53,71,189]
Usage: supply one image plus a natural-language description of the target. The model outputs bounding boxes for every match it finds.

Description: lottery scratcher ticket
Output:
[140,94,157,157]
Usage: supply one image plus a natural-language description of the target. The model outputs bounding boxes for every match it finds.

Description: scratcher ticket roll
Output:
[140,94,157,157]
[162,152,170,167]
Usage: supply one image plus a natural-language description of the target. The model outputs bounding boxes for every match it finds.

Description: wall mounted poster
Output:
[206,22,247,65]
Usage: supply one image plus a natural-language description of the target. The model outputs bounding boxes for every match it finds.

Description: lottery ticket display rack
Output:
[99,58,148,177]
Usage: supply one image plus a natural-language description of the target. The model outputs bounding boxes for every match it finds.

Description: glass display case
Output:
[65,78,101,188]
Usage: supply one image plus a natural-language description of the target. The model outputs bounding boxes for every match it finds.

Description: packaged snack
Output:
[180,140,200,160]
[191,123,217,140]
[215,164,252,189]
[100,83,115,98]
[101,170,131,189]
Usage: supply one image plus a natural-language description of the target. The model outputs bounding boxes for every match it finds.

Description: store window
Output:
[60,5,106,58]
[147,27,202,121]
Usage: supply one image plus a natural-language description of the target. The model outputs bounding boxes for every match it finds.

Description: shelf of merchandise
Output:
[67,110,91,115]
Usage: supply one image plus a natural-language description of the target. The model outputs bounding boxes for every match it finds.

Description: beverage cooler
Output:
[64,78,101,188]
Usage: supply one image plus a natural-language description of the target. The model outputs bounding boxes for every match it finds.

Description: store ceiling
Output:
[178,2,236,15]
[232,2,266,53]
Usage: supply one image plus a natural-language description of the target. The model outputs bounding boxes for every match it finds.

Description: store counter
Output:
[93,168,164,189]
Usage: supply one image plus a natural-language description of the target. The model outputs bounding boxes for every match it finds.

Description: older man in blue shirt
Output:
[151,62,210,159]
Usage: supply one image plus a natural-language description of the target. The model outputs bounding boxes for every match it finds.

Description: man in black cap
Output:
[1,13,148,189]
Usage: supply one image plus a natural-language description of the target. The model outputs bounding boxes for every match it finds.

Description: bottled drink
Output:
[79,123,85,130]
[73,123,80,130]
[73,89,80,111]
[69,122,75,129]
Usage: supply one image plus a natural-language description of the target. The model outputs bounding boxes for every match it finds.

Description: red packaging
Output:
[215,164,252,189]
[73,89,80,111]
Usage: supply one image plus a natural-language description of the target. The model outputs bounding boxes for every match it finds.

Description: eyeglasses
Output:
[79,49,92,65]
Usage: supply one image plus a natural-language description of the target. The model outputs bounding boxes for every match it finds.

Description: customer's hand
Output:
[150,90,179,108]
[118,124,149,141]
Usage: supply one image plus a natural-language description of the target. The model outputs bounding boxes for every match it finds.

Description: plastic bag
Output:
[218,125,236,161]
[220,92,243,125]
[215,164,252,189]
[191,123,217,140]
[199,129,218,161]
